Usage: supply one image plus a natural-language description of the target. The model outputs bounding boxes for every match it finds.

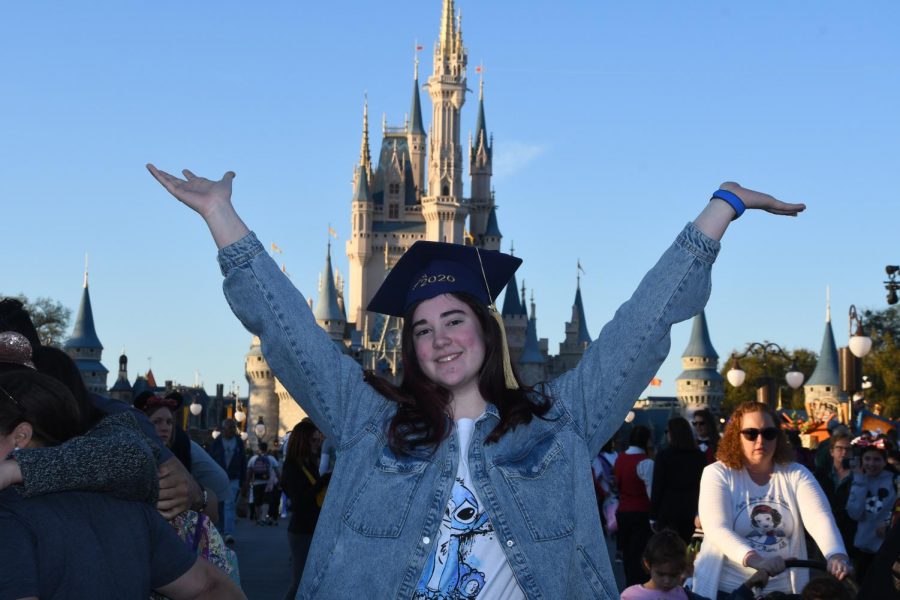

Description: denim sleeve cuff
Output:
[677,222,721,264]
[217,231,266,276]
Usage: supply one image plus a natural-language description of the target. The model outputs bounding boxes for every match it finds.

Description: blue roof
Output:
[474,95,487,151]
[372,221,425,233]
[501,273,524,317]
[313,244,344,322]
[676,367,724,382]
[64,282,103,350]
[110,374,132,392]
[352,165,370,203]
[484,206,501,237]
[409,74,425,135]
[807,319,840,386]
[131,376,151,400]
[519,313,545,365]
[573,286,591,345]
[72,358,108,374]
[682,310,718,359]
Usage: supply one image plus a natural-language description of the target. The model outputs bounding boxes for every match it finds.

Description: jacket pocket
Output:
[342,446,429,538]
[495,434,575,541]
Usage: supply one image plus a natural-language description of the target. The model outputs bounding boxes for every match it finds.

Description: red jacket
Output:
[615,452,651,513]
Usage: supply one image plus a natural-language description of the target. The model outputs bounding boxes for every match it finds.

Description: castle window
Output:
[442,185,449,196]
[389,183,400,195]
[389,204,399,219]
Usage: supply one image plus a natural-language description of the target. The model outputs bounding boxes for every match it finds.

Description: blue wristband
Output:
[710,189,746,220]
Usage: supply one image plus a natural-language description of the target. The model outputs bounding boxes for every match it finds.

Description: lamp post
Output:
[885,265,900,305]
[842,305,873,426]
[254,416,267,441]
[726,342,805,410]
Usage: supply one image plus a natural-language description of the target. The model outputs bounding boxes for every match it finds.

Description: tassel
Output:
[490,304,519,390]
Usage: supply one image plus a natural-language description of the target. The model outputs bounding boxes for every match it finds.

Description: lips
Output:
[436,352,462,363]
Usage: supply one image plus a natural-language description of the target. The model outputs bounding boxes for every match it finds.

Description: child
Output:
[622,530,769,600]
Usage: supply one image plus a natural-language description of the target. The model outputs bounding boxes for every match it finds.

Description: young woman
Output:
[280,419,327,600]
[846,436,896,582]
[148,164,803,599]
[692,402,849,598]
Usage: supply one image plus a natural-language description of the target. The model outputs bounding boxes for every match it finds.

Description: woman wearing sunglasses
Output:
[692,401,850,598]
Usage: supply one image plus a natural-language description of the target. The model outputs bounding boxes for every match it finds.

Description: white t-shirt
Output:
[414,418,524,600]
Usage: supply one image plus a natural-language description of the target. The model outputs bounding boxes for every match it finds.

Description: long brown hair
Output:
[365,293,552,455]
[285,418,320,471]
[716,401,794,469]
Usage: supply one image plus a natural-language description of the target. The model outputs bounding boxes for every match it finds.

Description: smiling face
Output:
[411,294,486,401]
[862,448,886,477]
[753,513,775,532]
[740,410,777,470]
[149,406,175,447]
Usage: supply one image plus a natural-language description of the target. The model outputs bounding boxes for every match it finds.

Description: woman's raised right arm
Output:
[147,165,385,443]
[146,165,248,249]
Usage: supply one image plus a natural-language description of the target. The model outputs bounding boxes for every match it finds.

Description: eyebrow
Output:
[412,309,466,328]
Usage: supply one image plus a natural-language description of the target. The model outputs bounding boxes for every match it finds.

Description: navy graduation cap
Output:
[367,241,522,317]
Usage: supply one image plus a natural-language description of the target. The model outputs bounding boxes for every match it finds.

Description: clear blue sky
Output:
[2,1,898,400]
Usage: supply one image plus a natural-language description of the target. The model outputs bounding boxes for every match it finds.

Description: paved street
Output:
[231,516,292,600]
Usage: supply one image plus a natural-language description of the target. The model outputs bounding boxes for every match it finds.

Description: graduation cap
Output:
[367,241,523,389]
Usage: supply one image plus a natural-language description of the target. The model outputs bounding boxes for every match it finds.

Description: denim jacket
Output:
[218,222,719,599]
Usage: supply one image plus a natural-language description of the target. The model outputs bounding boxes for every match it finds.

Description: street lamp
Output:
[234,404,246,424]
[254,416,267,439]
[842,305,873,425]
[726,342,805,409]
[885,265,900,305]
[189,399,203,416]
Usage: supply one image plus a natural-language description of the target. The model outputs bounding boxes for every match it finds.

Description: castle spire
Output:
[439,0,456,56]
[359,95,371,176]
[66,261,103,351]
[807,297,840,387]
[474,67,487,151]
[314,241,344,323]
[681,310,718,360]
[520,291,545,365]
[409,54,425,136]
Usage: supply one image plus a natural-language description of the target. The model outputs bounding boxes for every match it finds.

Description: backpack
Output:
[251,456,271,481]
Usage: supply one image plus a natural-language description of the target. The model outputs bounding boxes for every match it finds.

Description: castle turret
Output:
[551,270,592,375]
[314,241,347,342]
[64,266,108,394]
[469,74,494,246]
[502,263,528,364]
[422,0,468,243]
[108,351,132,403]
[347,97,375,329]
[676,310,724,416]
[408,56,427,195]
[804,301,843,420]
[245,336,279,445]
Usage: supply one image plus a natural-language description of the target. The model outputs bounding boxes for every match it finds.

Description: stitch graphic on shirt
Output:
[746,504,787,549]
[415,478,494,599]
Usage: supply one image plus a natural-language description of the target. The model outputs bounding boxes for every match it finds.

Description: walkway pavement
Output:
[231,516,292,600]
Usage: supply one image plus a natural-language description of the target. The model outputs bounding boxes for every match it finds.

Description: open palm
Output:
[146,164,235,218]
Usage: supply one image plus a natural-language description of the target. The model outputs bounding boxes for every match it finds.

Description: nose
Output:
[432,330,450,348]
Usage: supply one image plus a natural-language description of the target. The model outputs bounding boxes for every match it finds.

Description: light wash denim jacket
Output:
[218,222,719,599]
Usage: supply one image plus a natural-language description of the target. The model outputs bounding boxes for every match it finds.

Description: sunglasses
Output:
[740,427,779,442]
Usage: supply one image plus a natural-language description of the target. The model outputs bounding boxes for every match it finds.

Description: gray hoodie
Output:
[847,469,896,553]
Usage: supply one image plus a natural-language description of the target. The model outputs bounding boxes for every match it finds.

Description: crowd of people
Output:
[596,403,899,599]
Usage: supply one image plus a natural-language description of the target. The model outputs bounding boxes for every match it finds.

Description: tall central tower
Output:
[421,0,468,243]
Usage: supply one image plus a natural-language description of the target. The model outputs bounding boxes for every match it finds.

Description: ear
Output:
[642,559,651,574]
[11,421,34,449]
